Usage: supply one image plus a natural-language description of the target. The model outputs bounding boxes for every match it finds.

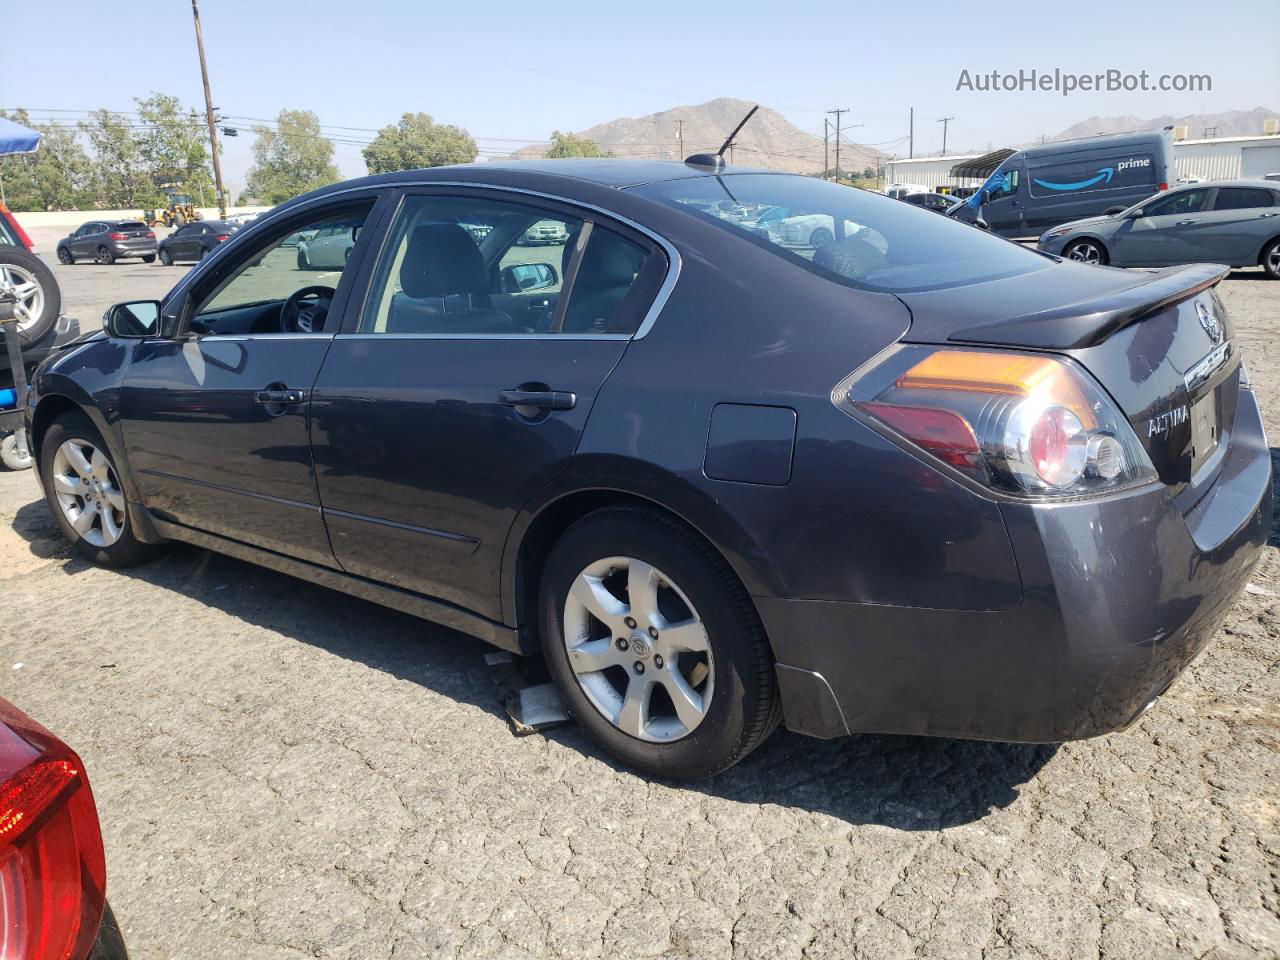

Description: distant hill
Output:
[1050,107,1279,142]
[514,97,885,175]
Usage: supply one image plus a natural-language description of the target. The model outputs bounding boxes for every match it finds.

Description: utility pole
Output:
[676,119,684,158]
[827,108,848,180]
[937,116,955,156]
[191,0,226,219]
[823,118,830,179]
[908,107,914,159]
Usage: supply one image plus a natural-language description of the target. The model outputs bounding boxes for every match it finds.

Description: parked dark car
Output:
[157,220,234,265]
[1037,179,1280,277]
[900,192,961,214]
[24,160,1271,780]
[0,697,108,958]
[56,220,157,265]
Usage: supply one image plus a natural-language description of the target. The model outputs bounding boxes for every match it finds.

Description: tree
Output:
[133,93,214,207]
[0,109,92,211]
[79,109,146,207]
[545,130,608,158]
[244,110,339,205]
[362,112,477,174]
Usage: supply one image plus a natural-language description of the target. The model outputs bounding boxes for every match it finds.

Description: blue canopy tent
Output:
[0,117,41,157]
[0,117,42,210]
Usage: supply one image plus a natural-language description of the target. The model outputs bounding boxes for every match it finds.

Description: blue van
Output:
[955,131,1173,238]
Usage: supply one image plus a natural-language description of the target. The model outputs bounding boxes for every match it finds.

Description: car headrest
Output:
[561,228,642,290]
[400,223,488,298]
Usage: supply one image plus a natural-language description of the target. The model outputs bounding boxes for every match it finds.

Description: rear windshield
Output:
[633,174,1049,293]
[116,221,148,231]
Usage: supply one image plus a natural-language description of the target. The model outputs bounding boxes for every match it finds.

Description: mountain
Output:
[514,98,885,175]
[1050,107,1279,142]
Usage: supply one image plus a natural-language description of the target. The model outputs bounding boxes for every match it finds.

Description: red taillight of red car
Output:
[0,205,35,251]
[0,705,105,960]
[108,232,128,241]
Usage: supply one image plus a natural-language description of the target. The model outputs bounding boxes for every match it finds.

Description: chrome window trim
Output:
[167,180,681,341]
[335,333,632,342]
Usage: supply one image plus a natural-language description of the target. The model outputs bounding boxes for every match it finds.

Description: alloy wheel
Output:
[50,438,127,548]
[1267,244,1280,276]
[1068,241,1103,264]
[562,556,715,742]
[0,263,46,334]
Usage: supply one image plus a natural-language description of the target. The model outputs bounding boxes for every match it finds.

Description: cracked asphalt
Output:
[1,255,1278,959]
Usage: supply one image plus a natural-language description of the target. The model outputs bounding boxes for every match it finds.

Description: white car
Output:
[225,212,260,227]
[884,183,929,199]
[296,221,358,269]
[773,213,870,249]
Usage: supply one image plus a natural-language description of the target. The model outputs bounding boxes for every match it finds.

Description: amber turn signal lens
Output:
[895,350,1097,429]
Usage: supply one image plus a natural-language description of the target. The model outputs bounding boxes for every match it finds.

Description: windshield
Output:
[634,174,1050,293]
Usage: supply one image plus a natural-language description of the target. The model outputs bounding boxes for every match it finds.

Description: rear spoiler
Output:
[948,263,1230,350]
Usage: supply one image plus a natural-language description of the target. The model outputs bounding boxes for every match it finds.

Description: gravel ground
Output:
[1,254,1278,960]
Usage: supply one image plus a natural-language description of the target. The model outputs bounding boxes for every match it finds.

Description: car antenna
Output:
[685,105,760,171]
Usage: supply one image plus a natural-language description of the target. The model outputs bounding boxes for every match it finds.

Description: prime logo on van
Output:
[1031,157,1152,193]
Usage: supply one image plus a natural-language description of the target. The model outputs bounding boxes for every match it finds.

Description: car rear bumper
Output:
[763,385,1272,743]
[109,241,158,256]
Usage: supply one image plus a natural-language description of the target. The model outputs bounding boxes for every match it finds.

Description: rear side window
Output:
[360,194,663,336]
[1213,188,1275,211]
[635,173,1048,293]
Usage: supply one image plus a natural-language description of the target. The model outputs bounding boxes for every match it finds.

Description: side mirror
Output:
[1128,208,1144,219]
[500,262,559,294]
[974,217,991,231]
[105,300,162,338]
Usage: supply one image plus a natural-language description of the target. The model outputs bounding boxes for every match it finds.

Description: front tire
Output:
[38,411,161,567]
[540,507,780,780]
[142,254,156,264]
[809,227,834,249]
[1064,238,1109,265]
[1,433,33,471]
[297,248,310,270]
[56,246,74,264]
[1261,238,1280,280]
[159,247,173,266]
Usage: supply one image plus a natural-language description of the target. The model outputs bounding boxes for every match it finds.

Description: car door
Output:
[73,224,98,258]
[310,188,669,620]
[117,194,386,565]
[981,164,1025,236]
[1110,187,1209,266]
[167,224,193,260]
[1183,186,1280,264]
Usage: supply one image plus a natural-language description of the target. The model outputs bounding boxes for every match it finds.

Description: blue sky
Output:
[5,0,1277,195]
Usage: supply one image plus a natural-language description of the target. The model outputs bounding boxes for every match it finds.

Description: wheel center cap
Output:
[629,633,651,659]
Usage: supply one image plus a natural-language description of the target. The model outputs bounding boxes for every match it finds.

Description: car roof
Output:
[306,158,779,194]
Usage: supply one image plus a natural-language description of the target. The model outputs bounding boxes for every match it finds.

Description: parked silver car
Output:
[1037,180,1280,278]
[296,221,360,269]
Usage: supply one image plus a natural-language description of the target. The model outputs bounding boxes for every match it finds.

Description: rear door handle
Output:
[1260,212,1279,218]
[1175,219,1197,226]
[498,389,576,410]
[254,388,307,404]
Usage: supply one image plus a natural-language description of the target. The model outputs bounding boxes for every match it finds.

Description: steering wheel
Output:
[280,285,337,333]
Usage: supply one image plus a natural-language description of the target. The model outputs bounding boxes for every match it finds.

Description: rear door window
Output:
[1212,187,1275,211]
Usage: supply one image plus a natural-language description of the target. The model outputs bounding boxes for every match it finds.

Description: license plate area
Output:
[1190,390,1219,474]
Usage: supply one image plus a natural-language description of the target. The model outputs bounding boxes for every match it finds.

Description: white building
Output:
[882,133,1280,192]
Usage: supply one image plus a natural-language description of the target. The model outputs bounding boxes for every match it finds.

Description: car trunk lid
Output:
[896,261,1238,499]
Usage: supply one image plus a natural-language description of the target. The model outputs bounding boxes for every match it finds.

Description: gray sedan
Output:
[1037,180,1280,278]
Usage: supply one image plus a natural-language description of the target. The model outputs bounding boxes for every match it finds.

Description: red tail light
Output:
[1157,182,1169,191]
[0,702,105,960]
[216,234,230,243]
[108,232,127,241]
[146,231,156,239]
[0,206,34,252]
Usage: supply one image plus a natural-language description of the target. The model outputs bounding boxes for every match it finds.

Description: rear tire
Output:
[539,506,780,780]
[809,227,834,248]
[142,254,156,264]
[1261,238,1280,280]
[38,410,163,568]
[297,248,309,270]
[95,246,115,265]
[0,244,60,343]
[159,248,173,266]
[1064,239,1109,265]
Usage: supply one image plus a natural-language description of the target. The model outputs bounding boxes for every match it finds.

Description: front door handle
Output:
[498,389,576,410]
[254,387,308,404]
[1175,219,1197,226]
[1260,212,1279,218]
